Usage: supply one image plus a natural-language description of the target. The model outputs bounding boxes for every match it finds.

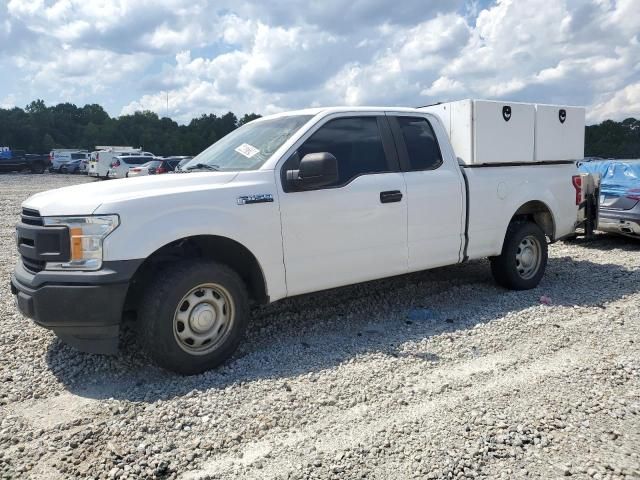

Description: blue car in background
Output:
[60,158,83,174]
[579,160,640,238]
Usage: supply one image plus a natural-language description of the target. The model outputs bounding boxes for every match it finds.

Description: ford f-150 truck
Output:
[11,102,598,374]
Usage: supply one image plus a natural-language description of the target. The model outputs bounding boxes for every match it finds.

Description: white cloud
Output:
[422,76,465,97]
[0,93,17,109]
[589,82,640,122]
[1,0,639,124]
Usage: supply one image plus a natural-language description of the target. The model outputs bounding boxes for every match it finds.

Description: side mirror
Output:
[286,152,338,189]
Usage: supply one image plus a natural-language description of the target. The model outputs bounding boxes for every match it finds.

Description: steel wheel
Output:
[515,235,542,280]
[173,283,235,355]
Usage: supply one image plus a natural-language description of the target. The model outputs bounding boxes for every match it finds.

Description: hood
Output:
[23,172,239,216]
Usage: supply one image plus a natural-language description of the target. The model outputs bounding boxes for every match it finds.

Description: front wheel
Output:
[138,260,249,375]
[490,221,548,290]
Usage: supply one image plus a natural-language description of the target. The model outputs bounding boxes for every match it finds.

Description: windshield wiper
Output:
[186,163,220,172]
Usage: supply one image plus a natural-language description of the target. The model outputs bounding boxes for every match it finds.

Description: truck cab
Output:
[11,103,598,374]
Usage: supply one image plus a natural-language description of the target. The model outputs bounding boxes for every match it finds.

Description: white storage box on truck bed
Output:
[11,103,598,374]
[421,99,585,165]
[535,104,585,161]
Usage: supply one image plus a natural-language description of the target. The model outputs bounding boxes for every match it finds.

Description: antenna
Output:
[166,92,169,118]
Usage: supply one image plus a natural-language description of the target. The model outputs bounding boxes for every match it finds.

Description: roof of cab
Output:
[258,106,426,121]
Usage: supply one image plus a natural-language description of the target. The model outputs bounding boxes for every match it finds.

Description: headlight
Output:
[43,215,119,271]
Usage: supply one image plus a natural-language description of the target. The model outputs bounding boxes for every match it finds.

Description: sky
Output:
[0,0,639,124]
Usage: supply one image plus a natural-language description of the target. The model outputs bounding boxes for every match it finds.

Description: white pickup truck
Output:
[11,101,598,374]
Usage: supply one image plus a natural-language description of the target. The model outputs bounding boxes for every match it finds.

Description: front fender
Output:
[99,192,287,301]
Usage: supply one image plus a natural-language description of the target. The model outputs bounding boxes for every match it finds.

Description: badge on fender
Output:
[237,194,274,205]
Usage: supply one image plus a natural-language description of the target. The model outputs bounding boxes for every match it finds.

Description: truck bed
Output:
[462,161,580,259]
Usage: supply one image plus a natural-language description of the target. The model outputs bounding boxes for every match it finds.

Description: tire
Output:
[490,221,548,290]
[138,260,249,375]
[30,161,45,174]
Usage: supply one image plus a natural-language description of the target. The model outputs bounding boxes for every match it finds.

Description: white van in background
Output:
[49,149,89,172]
[88,147,153,179]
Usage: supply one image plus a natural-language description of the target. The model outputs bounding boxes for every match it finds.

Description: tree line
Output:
[584,118,640,159]
[0,100,261,157]
[1,100,639,158]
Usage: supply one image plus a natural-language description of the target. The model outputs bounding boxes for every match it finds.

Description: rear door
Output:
[278,113,408,296]
[387,113,465,271]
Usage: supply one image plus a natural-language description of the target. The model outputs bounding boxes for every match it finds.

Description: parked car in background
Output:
[50,150,88,173]
[107,155,157,179]
[126,160,159,177]
[156,157,188,173]
[127,158,184,177]
[60,158,84,174]
[0,148,50,173]
[579,159,640,238]
[175,157,194,172]
[88,147,153,179]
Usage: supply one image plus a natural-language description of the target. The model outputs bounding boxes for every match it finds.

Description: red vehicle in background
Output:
[126,157,191,177]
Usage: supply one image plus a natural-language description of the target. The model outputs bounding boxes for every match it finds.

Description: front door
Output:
[278,114,408,297]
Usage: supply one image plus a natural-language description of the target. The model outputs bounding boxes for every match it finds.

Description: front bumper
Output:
[10,259,143,354]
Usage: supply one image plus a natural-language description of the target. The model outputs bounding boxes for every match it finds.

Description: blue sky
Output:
[1,0,639,124]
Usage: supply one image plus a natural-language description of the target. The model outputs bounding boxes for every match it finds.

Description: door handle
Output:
[380,190,403,203]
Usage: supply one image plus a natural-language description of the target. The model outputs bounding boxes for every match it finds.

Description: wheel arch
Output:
[509,200,556,241]
[124,234,269,313]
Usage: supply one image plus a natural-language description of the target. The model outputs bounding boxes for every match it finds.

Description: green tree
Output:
[239,113,262,126]
[42,133,55,151]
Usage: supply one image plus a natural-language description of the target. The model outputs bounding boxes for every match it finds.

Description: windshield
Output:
[183,115,312,171]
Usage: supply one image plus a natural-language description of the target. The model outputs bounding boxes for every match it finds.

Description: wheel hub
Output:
[520,247,535,268]
[515,235,542,280]
[173,283,235,355]
[190,303,217,333]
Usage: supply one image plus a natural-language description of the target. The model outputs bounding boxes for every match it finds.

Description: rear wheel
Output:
[490,221,548,290]
[138,260,249,375]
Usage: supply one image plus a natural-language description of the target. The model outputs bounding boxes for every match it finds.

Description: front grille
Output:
[21,208,43,226]
[18,208,47,273]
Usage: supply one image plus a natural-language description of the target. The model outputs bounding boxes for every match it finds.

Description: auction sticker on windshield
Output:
[235,143,260,158]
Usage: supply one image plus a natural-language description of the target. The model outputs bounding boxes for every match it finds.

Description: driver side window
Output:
[286,116,389,190]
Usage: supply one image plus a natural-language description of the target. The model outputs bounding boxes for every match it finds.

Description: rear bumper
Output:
[599,209,640,236]
[10,259,143,354]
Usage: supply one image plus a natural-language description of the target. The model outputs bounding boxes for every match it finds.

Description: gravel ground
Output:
[1,173,639,480]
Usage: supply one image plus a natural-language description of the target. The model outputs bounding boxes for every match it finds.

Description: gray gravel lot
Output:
[1,173,639,480]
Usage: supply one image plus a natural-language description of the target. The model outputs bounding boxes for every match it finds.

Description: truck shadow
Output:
[45,238,639,402]
[565,232,640,250]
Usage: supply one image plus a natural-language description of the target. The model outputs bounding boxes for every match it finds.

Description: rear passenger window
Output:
[295,117,389,188]
[397,117,442,170]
